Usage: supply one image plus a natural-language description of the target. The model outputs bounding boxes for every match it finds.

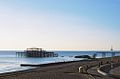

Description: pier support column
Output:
[112,52,115,57]
[102,53,106,58]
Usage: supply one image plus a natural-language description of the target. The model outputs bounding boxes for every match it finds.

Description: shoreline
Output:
[0,57,120,79]
[0,59,89,75]
[0,59,93,79]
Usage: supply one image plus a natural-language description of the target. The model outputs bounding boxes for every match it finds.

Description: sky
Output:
[0,0,120,50]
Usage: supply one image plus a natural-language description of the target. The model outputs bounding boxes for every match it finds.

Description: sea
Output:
[0,50,120,73]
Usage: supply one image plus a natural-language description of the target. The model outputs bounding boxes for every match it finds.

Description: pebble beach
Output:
[0,56,120,79]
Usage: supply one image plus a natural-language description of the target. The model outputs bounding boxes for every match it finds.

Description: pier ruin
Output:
[16,48,58,58]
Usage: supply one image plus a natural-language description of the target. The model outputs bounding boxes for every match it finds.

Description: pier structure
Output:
[96,51,120,58]
[16,48,58,58]
[96,47,120,58]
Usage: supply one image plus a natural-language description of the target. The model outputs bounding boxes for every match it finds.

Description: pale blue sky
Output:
[0,0,120,50]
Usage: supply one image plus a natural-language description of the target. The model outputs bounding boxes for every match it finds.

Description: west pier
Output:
[16,48,58,58]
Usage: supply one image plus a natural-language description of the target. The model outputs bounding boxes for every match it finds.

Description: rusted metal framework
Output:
[16,48,58,58]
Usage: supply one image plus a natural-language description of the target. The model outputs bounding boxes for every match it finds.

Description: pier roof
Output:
[26,48,42,51]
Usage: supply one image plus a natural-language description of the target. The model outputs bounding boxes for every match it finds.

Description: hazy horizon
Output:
[0,0,120,50]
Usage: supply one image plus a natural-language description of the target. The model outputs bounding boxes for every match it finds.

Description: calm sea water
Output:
[0,51,120,73]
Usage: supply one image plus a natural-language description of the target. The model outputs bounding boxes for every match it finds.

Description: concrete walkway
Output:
[109,66,120,79]
[87,66,114,79]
